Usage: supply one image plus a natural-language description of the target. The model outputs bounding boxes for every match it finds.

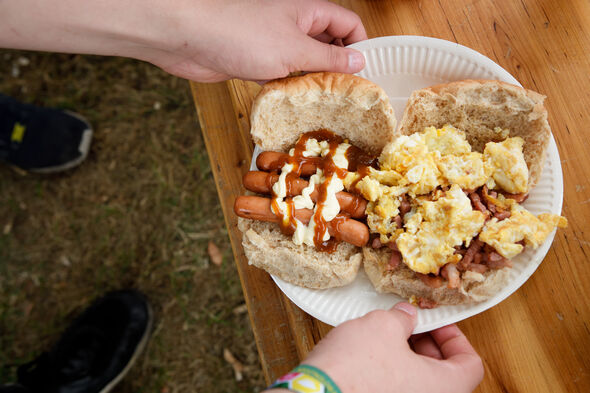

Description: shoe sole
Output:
[29,111,93,174]
[99,301,154,393]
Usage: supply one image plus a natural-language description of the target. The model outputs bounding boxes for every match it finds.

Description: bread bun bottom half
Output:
[239,218,363,289]
[239,72,397,289]
[363,80,552,305]
[363,247,511,305]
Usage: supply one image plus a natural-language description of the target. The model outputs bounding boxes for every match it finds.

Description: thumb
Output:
[389,302,418,339]
[296,38,365,73]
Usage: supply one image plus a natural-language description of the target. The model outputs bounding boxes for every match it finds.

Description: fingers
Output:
[430,324,484,387]
[304,0,368,45]
[410,334,444,359]
[291,0,366,73]
[430,325,478,360]
[387,302,418,339]
[313,32,335,44]
[297,39,365,73]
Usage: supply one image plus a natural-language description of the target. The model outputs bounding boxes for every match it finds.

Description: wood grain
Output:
[190,0,590,391]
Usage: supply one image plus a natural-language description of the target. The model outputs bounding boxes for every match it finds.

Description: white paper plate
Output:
[251,36,563,333]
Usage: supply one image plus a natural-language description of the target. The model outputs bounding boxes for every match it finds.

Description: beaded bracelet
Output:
[267,364,341,393]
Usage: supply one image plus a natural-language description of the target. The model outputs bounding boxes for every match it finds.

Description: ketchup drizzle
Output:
[271,130,375,252]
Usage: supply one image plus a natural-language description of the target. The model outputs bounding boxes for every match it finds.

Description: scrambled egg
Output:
[483,137,529,193]
[396,185,486,274]
[348,124,567,274]
[352,125,525,242]
[479,204,568,258]
[378,133,441,195]
[437,152,491,190]
[422,125,471,155]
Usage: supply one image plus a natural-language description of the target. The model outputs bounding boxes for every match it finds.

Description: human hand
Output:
[270,303,484,393]
[0,0,366,83]
[142,0,367,82]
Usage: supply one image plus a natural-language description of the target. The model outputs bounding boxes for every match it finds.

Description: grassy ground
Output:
[0,51,265,392]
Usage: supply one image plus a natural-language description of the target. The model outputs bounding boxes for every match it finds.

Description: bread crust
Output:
[251,72,397,155]
[399,79,551,189]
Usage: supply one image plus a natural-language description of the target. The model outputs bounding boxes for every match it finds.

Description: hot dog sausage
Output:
[234,195,369,247]
[255,152,319,176]
[242,171,367,218]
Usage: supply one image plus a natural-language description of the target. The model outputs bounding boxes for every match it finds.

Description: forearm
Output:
[0,0,182,58]
[0,0,368,84]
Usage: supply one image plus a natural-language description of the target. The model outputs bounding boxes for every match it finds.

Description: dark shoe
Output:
[0,94,93,173]
[17,290,152,393]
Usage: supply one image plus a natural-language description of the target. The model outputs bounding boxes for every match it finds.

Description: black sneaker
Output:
[0,94,93,173]
[16,290,153,393]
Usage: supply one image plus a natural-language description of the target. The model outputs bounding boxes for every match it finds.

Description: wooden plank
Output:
[226,79,334,360]
[190,0,590,391]
[189,81,300,383]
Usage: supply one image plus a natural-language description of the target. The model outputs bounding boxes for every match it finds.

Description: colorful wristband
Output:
[267,364,342,393]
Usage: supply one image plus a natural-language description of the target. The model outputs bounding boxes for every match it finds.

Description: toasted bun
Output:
[241,72,397,288]
[238,218,362,289]
[250,72,397,155]
[399,80,551,189]
[363,247,511,305]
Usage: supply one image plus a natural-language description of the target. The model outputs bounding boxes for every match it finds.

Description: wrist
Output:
[267,364,342,393]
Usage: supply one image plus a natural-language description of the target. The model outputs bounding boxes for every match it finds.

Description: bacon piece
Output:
[457,239,484,270]
[494,210,511,220]
[387,251,402,271]
[386,241,399,251]
[455,247,467,256]
[469,192,489,214]
[371,237,383,249]
[441,263,461,289]
[417,297,438,309]
[487,202,497,214]
[394,215,402,229]
[479,185,498,214]
[486,252,513,269]
[417,273,444,288]
[482,186,516,219]
[473,252,483,265]
[400,194,411,217]
[501,192,529,203]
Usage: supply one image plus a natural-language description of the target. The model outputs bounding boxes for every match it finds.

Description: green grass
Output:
[0,51,264,392]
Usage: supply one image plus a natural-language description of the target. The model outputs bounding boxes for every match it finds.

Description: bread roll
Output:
[364,80,552,305]
[241,72,397,288]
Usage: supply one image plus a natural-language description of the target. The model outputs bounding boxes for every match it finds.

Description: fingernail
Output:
[348,51,365,71]
[394,302,417,316]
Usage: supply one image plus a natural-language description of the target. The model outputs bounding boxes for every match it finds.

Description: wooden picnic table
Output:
[189,1,590,392]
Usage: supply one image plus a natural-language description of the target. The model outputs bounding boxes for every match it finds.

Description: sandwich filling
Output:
[269,130,373,252]
[347,125,566,277]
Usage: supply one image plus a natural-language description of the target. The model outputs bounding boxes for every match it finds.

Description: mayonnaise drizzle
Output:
[272,137,350,248]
